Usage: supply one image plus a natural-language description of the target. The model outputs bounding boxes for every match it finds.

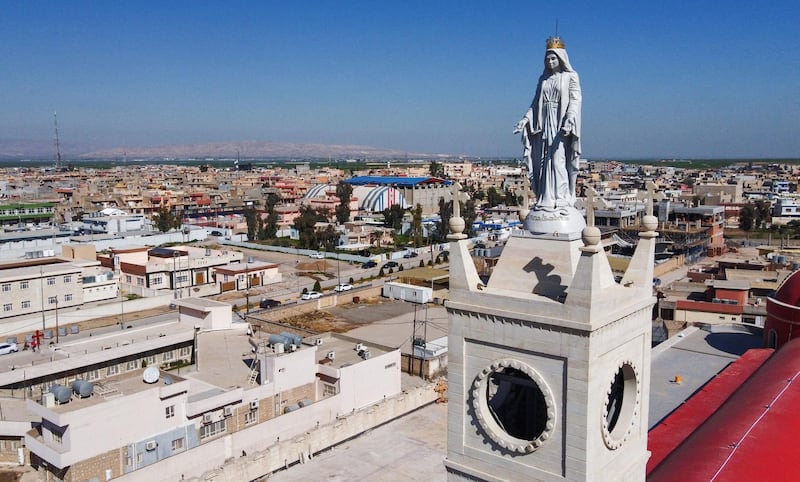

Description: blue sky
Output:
[2,1,798,159]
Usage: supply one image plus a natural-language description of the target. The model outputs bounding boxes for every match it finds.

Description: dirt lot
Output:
[270,310,359,333]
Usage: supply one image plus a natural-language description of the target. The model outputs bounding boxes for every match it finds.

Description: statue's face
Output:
[545,52,560,72]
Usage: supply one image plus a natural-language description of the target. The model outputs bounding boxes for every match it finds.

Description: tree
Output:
[264,193,281,239]
[486,187,502,208]
[335,180,353,224]
[435,196,454,242]
[383,204,405,230]
[411,204,424,247]
[244,206,259,241]
[429,161,443,178]
[739,204,755,232]
[754,199,771,229]
[294,205,328,249]
[313,280,322,292]
[153,206,179,233]
[462,198,478,238]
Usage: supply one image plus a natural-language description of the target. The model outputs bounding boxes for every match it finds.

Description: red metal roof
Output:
[648,339,800,481]
[647,348,772,475]
[775,269,800,306]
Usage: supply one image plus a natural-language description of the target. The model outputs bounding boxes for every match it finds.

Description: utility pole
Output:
[55,298,59,343]
[39,268,46,337]
[53,112,62,171]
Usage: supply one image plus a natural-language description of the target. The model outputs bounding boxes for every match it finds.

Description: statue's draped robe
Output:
[520,49,581,211]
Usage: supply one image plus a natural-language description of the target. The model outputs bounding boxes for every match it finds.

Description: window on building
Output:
[137,453,143,464]
[322,383,337,397]
[47,277,56,286]
[64,294,73,302]
[171,437,184,451]
[163,350,174,361]
[63,275,72,284]
[106,365,119,376]
[146,355,156,365]
[127,360,138,370]
[151,276,163,286]
[86,369,99,381]
[125,275,132,283]
[177,274,189,283]
[179,346,191,357]
[244,410,257,425]
[137,278,144,286]
[3,304,11,313]
[51,431,62,444]
[48,296,57,305]
[165,405,175,419]
[1,283,10,292]
[21,301,31,309]
[20,281,29,290]
[199,419,226,440]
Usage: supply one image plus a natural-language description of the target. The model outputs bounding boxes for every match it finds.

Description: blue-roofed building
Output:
[344,176,456,215]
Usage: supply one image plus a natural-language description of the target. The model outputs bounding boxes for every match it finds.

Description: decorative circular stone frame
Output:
[470,359,556,454]
[601,360,641,450]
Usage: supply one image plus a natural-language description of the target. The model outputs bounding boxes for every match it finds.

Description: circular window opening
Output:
[471,359,556,454]
[603,362,639,447]
[487,367,548,441]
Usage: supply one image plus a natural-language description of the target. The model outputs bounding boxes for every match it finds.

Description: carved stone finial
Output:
[448,182,468,240]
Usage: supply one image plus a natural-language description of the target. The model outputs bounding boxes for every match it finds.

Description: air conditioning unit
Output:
[41,392,55,408]
[145,440,157,451]
[361,350,372,360]
[203,413,213,423]
[250,400,259,410]
[354,343,364,352]
[315,338,324,346]
[327,351,336,361]
[288,344,297,352]
[223,406,233,417]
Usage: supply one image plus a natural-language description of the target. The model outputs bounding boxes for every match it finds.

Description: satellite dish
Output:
[143,366,160,384]
[164,376,173,385]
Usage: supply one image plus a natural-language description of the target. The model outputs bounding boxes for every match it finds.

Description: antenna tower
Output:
[53,112,62,170]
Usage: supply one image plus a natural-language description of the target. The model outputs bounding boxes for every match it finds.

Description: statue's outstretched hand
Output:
[513,119,528,134]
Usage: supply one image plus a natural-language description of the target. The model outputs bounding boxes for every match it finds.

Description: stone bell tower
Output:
[443,196,658,481]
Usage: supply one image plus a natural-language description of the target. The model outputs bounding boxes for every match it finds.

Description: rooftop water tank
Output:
[71,379,93,398]
[298,398,313,408]
[268,334,289,346]
[283,404,300,414]
[280,332,303,347]
[50,384,71,404]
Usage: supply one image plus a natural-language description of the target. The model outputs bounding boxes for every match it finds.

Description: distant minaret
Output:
[53,112,62,170]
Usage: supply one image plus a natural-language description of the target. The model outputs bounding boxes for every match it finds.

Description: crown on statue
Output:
[546,36,565,49]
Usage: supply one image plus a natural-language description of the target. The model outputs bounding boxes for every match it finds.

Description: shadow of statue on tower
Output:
[524,257,567,301]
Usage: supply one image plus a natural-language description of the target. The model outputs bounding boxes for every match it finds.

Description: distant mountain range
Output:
[0,139,451,161]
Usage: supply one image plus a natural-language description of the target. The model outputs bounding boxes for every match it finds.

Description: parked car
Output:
[384,261,399,269]
[403,251,418,258]
[334,283,353,292]
[301,291,322,300]
[259,298,281,309]
[362,260,377,269]
[308,252,324,259]
[210,230,223,236]
[0,343,18,355]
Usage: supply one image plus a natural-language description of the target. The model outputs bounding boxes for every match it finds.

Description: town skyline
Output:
[2,2,799,160]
